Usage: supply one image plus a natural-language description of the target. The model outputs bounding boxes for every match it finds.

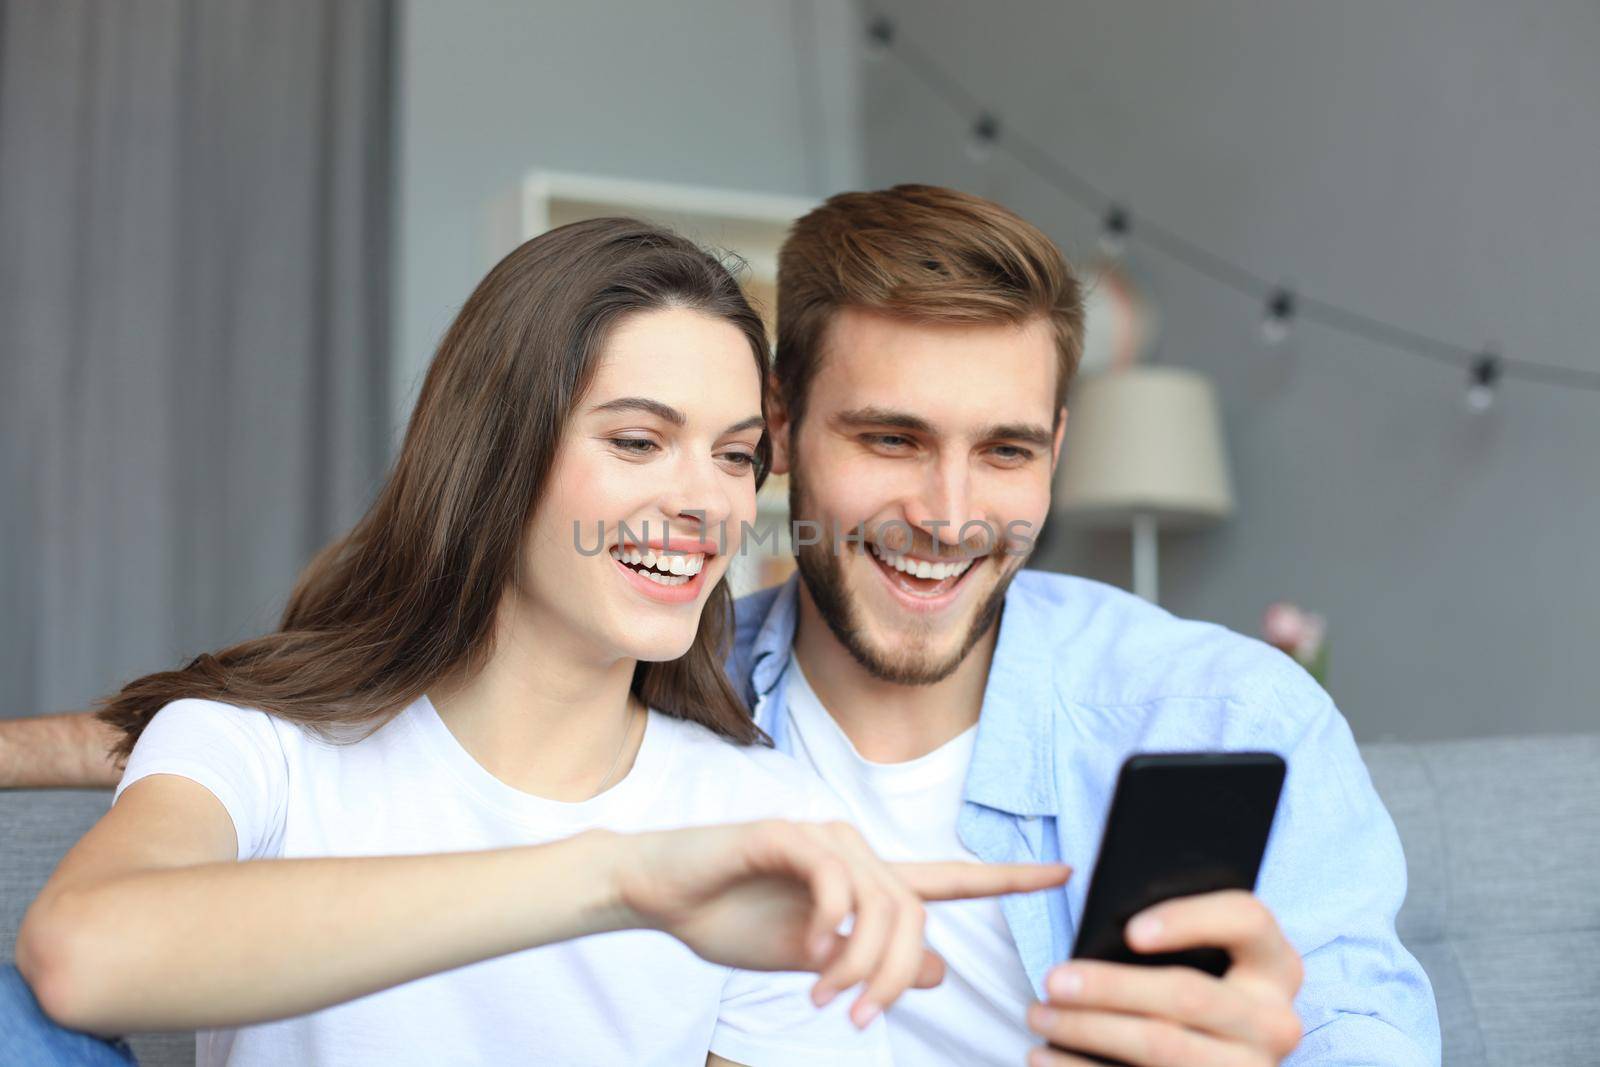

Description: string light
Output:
[865,15,894,59]
[1466,352,1501,413]
[860,8,1600,401]
[967,113,1000,163]
[1262,288,1296,348]
[1099,204,1130,258]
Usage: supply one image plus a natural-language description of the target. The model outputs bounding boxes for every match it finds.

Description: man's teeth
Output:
[608,546,705,584]
[868,543,976,581]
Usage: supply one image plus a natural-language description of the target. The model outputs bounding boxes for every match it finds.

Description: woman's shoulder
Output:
[647,711,840,813]
[143,696,283,740]
[121,698,289,777]
[135,696,347,768]
[146,696,387,744]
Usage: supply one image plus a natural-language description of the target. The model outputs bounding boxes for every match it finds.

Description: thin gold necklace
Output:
[591,698,642,798]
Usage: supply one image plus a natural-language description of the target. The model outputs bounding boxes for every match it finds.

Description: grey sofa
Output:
[4,734,1597,1066]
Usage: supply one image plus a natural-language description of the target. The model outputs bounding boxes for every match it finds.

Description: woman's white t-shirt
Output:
[114,696,890,1067]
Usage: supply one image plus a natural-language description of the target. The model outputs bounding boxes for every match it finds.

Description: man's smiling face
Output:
[773,307,1064,685]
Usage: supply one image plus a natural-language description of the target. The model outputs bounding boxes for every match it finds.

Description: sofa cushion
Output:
[3,735,1597,1067]
[1363,734,1600,1067]
[0,789,111,963]
[1,788,192,1066]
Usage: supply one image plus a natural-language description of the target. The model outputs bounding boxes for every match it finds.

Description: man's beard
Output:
[788,466,1022,686]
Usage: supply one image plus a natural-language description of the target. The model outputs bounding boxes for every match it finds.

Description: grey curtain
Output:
[0,0,394,717]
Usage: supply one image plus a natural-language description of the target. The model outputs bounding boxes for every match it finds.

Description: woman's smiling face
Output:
[513,306,764,666]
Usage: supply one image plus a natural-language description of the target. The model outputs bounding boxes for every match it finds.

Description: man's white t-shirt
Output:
[781,657,1039,1066]
[114,695,891,1067]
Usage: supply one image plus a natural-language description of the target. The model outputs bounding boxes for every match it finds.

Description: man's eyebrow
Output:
[588,397,685,426]
[831,407,935,435]
[833,407,1054,448]
[980,422,1056,448]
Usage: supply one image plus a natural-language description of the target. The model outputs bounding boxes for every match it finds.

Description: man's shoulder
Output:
[1008,570,1327,737]
[733,583,784,645]
[727,582,789,693]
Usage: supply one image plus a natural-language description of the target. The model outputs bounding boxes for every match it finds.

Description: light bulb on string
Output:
[826,15,1600,406]
[966,113,1000,163]
[1466,351,1501,413]
[1261,288,1296,347]
[1098,204,1130,258]
[865,15,894,60]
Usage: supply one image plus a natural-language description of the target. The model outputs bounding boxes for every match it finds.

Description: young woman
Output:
[15,218,1066,1066]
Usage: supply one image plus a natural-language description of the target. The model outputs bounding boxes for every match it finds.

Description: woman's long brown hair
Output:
[99,218,773,763]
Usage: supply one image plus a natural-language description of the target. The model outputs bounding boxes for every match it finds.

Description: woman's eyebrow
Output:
[590,398,762,437]
[589,396,685,425]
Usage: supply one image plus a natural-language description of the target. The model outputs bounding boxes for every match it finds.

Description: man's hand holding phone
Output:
[1025,889,1303,1066]
[1025,752,1304,1065]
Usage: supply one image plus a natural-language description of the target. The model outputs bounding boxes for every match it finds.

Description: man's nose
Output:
[903,460,981,550]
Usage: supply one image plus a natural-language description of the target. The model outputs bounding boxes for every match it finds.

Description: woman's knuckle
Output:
[860,887,891,919]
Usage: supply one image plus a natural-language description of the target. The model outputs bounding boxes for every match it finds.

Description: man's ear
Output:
[766,386,793,476]
[1049,406,1068,471]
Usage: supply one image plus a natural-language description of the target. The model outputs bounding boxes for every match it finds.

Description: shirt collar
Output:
[962,574,1062,817]
[747,573,802,702]
[750,569,1062,817]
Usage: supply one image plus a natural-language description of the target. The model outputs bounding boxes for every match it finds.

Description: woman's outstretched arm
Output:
[17,773,1068,1037]
[16,773,635,1034]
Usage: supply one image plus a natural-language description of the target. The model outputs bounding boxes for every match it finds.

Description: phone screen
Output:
[1070,752,1286,976]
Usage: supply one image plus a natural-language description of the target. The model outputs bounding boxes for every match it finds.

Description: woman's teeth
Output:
[869,543,976,581]
[609,546,705,586]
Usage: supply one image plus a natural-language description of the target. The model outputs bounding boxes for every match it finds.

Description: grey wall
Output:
[860,0,1600,741]
[393,0,862,430]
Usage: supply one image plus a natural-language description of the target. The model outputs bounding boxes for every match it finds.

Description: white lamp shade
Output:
[1053,366,1235,529]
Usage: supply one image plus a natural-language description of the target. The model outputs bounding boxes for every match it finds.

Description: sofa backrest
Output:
[1362,734,1600,1067]
[4,735,1597,1066]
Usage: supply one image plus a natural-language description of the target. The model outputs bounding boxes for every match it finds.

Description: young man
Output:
[726,185,1437,1065]
[2,185,1438,1066]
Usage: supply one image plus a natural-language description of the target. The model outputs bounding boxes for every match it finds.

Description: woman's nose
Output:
[661,456,735,535]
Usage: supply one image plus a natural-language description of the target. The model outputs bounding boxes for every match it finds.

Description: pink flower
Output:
[1262,601,1326,663]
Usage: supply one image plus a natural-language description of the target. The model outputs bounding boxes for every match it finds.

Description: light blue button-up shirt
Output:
[730,570,1441,1066]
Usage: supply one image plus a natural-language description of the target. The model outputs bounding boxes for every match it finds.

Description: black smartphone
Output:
[1059,753,1286,1066]
[1071,752,1287,976]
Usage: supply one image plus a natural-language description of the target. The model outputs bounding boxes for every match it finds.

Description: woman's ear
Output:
[766,386,792,476]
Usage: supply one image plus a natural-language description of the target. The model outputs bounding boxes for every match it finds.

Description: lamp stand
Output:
[1131,511,1159,604]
